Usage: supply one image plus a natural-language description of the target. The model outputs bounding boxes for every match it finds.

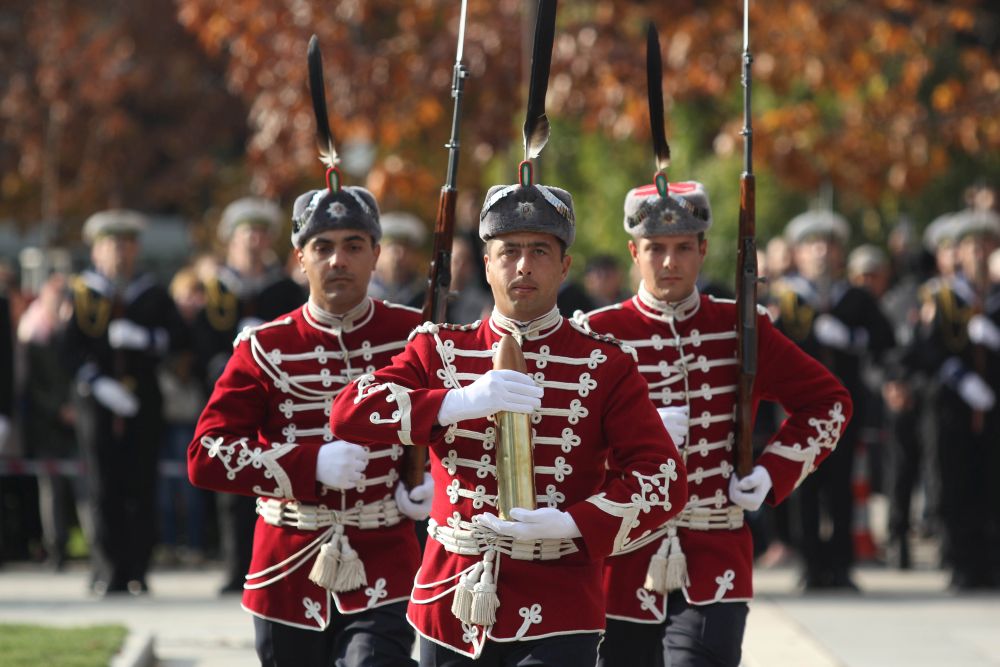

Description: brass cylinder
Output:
[494,334,537,520]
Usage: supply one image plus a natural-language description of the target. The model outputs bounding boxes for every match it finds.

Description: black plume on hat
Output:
[478,0,575,247]
[293,35,382,248]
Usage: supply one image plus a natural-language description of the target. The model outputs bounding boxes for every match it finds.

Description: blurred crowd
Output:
[0,183,998,593]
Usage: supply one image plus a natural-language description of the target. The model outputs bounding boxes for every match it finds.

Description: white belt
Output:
[675,505,744,531]
[257,498,403,531]
[427,517,579,561]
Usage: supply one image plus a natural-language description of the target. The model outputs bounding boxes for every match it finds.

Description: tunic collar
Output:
[489,305,563,343]
[304,297,373,334]
[636,281,701,323]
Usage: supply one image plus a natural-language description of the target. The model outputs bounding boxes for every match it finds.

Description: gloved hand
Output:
[657,405,689,447]
[968,314,1000,351]
[957,373,996,411]
[812,314,852,350]
[475,507,582,541]
[0,415,10,449]
[107,319,150,350]
[92,376,139,417]
[394,472,434,521]
[437,369,543,426]
[316,440,368,490]
[728,465,773,512]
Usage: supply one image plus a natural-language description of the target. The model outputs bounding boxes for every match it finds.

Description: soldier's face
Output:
[91,234,139,280]
[297,229,379,313]
[957,234,999,283]
[629,234,706,303]
[794,236,844,281]
[484,232,570,321]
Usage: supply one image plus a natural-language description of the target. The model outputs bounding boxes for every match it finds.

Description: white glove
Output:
[474,507,582,541]
[968,314,1000,351]
[316,440,368,490]
[957,373,996,411]
[812,314,851,350]
[92,376,139,417]
[107,319,150,350]
[437,369,543,426]
[728,465,773,512]
[394,472,434,521]
[0,415,10,449]
[657,405,689,447]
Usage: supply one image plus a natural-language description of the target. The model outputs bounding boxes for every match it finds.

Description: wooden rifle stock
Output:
[735,174,757,478]
[401,188,457,488]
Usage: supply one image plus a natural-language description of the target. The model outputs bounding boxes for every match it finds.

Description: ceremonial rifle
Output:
[735,0,758,478]
[401,0,471,489]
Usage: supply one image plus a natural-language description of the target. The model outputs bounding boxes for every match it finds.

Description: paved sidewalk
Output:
[1,560,999,666]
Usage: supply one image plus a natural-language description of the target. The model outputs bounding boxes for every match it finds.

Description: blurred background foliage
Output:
[2,0,999,283]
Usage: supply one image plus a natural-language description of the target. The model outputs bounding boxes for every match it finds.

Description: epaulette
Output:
[408,319,481,341]
[567,318,638,361]
[707,295,772,318]
[381,300,423,314]
[233,316,294,347]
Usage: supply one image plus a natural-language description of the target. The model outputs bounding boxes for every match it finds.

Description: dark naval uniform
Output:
[65,268,188,592]
[329,309,688,659]
[770,272,894,586]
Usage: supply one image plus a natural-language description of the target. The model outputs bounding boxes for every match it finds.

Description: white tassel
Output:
[470,555,500,627]
[333,534,367,592]
[644,538,670,593]
[308,531,341,590]
[451,563,481,624]
[664,534,689,592]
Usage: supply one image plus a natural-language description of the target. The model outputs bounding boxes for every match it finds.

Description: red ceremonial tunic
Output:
[188,298,423,630]
[329,309,688,658]
[578,288,852,621]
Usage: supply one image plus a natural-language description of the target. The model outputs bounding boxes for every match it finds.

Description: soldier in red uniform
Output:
[576,180,853,667]
[329,173,688,666]
[188,182,433,666]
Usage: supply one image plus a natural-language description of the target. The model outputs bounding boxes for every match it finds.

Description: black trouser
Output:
[254,601,416,667]
[420,632,601,667]
[598,593,748,667]
[885,403,921,541]
[78,402,160,589]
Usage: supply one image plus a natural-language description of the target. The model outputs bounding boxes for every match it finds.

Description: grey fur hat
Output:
[218,197,283,241]
[623,181,712,237]
[290,186,381,248]
[479,184,575,248]
[82,209,148,243]
[952,208,1000,242]
[922,212,959,251]
[784,210,850,246]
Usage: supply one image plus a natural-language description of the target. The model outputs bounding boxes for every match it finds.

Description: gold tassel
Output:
[451,563,481,624]
[664,534,688,592]
[308,531,341,590]
[333,534,367,592]
[644,538,670,593]
[470,556,500,627]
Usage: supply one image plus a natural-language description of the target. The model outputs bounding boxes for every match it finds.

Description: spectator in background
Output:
[157,267,209,566]
[63,210,189,595]
[368,211,427,309]
[191,196,305,595]
[447,233,492,324]
[769,210,895,591]
[583,253,629,308]
[16,273,82,571]
[847,245,891,300]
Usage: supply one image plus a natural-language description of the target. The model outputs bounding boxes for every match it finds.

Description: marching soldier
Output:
[64,210,189,595]
[769,210,895,590]
[329,171,688,664]
[906,208,1000,589]
[188,181,433,664]
[192,196,307,594]
[577,181,852,667]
